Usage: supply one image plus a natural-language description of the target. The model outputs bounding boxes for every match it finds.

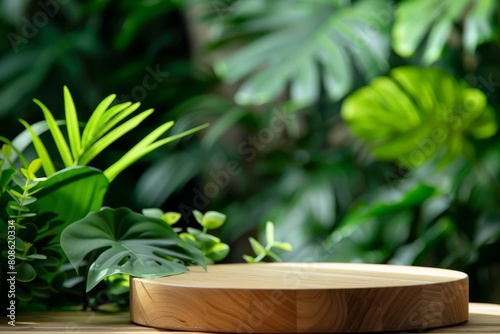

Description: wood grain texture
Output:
[4,303,500,333]
[129,263,468,333]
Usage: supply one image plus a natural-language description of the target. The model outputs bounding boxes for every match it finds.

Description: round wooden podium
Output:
[130,263,468,333]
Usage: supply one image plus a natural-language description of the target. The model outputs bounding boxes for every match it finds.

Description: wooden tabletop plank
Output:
[2,303,500,333]
[131,263,469,333]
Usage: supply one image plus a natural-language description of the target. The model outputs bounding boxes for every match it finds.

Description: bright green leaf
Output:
[162,212,181,225]
[79,109,155,165]
[249,237,266,256]
[243,255,255,263]
[63,86,82,160]
[28,158,43,175]
[104,122,208,182]
[201,211,227,230]
[1,144,11,158]
[265,221,274,245]
[9,189,30,199]
[341,66,497,168]
[33,99,73,167]
[81,93,117,149]
[18,119,56,176]
[205,243,230,262]
[21,168,35,181]
[272,241,293,252]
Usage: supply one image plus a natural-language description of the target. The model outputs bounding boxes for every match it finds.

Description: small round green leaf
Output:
[21,168,35,181]
[16,262,37,282]
[180,232,196,243]
[201,211,227,230]
[205,243,230,262]
[28,158,43,174]
[162,212,181,225]
[2,144,12,158]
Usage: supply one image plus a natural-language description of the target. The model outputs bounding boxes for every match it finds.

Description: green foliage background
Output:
[1,0,500,305]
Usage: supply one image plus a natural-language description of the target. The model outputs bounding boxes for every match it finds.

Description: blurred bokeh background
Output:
[1,0,500,304]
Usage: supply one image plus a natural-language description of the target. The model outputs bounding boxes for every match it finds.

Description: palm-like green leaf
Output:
[341,66,498,168]
[25,87,208,181]
[63,86,82,160]
[18,119,56,176]
[104,123,209,182]
[78,108,155,165]
[213,0,391,106]
[81,93,117,149]
[33,99,73,167]
[60,207,206,292]
[393,0,498,64]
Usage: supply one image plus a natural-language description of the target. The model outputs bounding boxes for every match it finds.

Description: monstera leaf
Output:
[393,0,498,64]
[341,66,497,168]
[61,207,206,291]
[213,0,391,106]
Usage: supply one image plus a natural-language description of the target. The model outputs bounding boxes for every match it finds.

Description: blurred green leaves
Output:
[213,0,391,106]
[342,66,497,168]
[393,0,498,64]
[243,221,292,263]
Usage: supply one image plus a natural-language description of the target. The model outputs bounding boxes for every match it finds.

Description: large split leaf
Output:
[341,66,497,168]
[213,0,391,106]
[393,0,498,64]
[60,207,206,292]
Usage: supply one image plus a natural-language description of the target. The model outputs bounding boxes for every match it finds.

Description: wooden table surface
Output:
[131,263,469,333]
[1,303,500,333]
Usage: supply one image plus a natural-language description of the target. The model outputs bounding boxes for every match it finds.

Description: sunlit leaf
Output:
[341,66,497,168]
[63,86,82,160]
[81,93,117,149]
[200,211,227,230]
[18,119,56,176]
[33,99,73,167]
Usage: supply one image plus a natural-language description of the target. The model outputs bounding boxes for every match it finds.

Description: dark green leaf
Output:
[16,262,37,282]
[60,207,206,292]
[28,167,109,242]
